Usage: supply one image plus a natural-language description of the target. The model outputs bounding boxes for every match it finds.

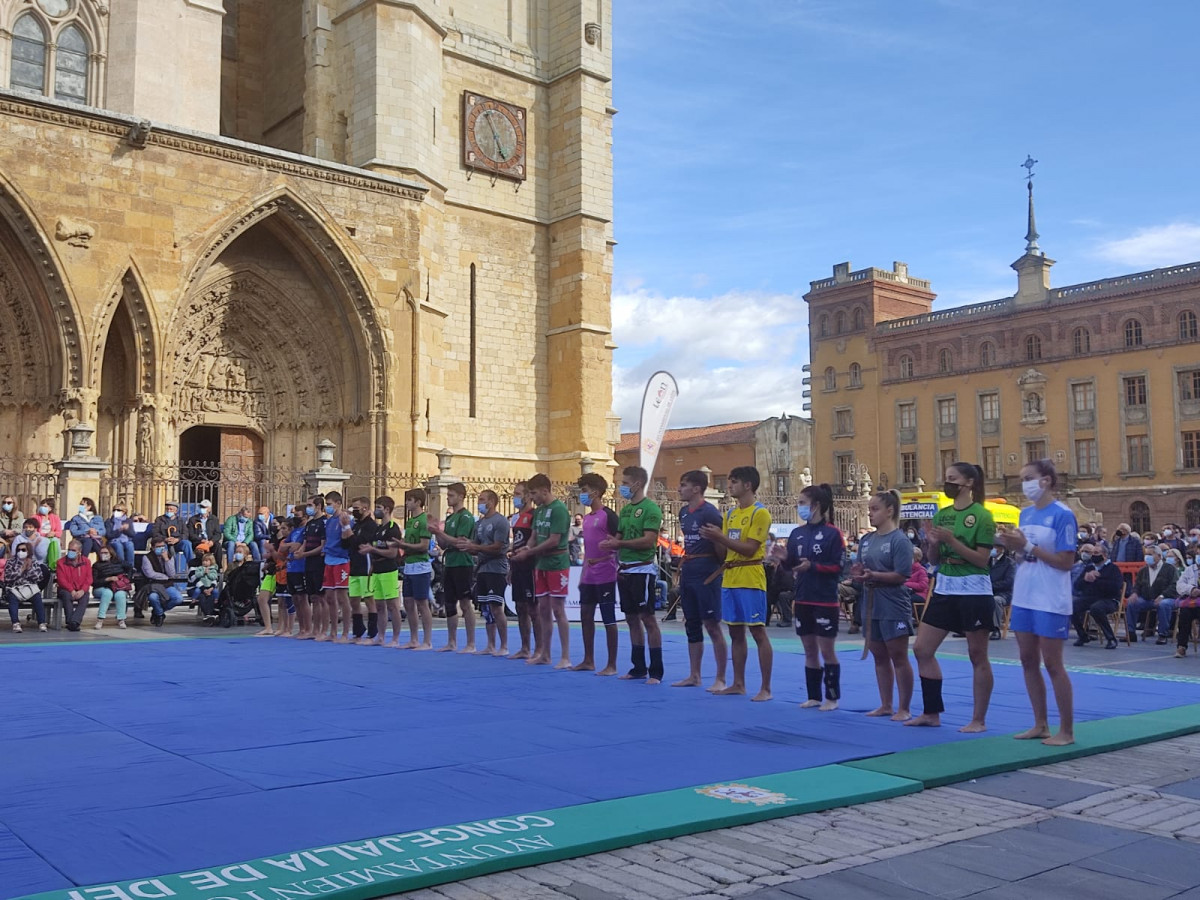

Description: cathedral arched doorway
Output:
[178,425,264,518]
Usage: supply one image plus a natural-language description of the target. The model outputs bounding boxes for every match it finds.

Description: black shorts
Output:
[680,576,721,623]
[288,570,321,597]
[579,581,617,626]
[618,572,655,617]
[921,593,993,634]
[304,563,325,596]
[444,566,474,604]
[475,572,507,605]
[511,566,536,607]
[794,603,839,639]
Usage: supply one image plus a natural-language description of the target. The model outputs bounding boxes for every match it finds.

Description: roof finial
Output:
[1022,155,1040,255]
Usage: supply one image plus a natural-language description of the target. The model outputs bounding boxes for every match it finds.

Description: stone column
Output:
[55,423,110,516]
[701,466,725,509]
[304,439,352,498]
[423,448,457,523]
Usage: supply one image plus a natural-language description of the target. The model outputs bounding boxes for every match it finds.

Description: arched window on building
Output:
[852,307,865,330]
[1180,310,1198,341]
[848,362,862,387]
[818,314,828,337]
[54,24,89,104]
[1073,327,1090,355]
[1130,501,1151,536]
[835,310,847,334]
[1025,334,1042,361]
[1186,499,1200,531]
[938,348,952,373]
[824,366,836,391]
[1124,318,1143,347]
[979,341,995,367]
[10,14,47,94]
[899,354,914,379]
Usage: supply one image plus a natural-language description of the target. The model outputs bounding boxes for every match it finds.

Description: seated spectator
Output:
[66,497,105,557]
[905,546,929,599]
[56,539,94,631]
[1161,525,1186,555]
[142,537,186,626]
[104,504,136,567]
[254,506,275,560]
[224,541,262,617]
[1071,543,1122,648]
[129,513,152,552]
[0,495,22,542]
[12,520,48,565]
[3,541,48,632]
[1174,556,1200,657]
[151,501,193,566]
[30,497,64,542]
[223,506,259,562]
[839,541,862,634]
[1125,546,1179,644]
[1094,525,1110,554]
[187,499,222,562]
[92,545,131,629]
[989,544,1015,640]
[187,552,221,621]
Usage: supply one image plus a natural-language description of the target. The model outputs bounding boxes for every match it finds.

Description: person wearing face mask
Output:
[12,521,48,565]
[253,506,274,561]
[782,482,846,711]
[3,540,49,632]
[151,501,193,568]
[186,499,222,565]
[55,539,94,631]
[506,481,539,659]
[187,552,222,621]
[398,488,435,650]
[671,470,727,690]
[1070,543,1122,649]
[0,495,24,543]
[104,505,136,568]
[458,490,512,657]
[66,498,105,558]
[909,462,995,732]
[92,545,131,629]
[343,495,379,642]
[30,497,62,542]
[1124,545,1179,644]
[430,482,479,653]
[996,459,1078,746]
[1174,552,1200,657]
[1161,525,1186,555]
[988,545,1015,640]
[283,503,315,639]
[220,542,261,624]
[295,494,328,640]
[568,514,584,567]
[142,537,186,625]
[223,505,261,565]
[358,495,403,646]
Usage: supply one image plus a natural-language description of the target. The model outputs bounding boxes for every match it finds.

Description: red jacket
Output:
[905,563,930,598]
[55,558,93,592]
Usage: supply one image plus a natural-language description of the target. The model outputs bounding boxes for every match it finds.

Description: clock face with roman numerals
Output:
[462,92,527,181]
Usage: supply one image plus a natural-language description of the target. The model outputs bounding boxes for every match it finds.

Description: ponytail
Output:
[800,482,834,521]
[950,461,986,505]
[873,489,901,523]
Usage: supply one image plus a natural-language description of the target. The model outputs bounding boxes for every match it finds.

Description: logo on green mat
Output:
[696,783,793,806]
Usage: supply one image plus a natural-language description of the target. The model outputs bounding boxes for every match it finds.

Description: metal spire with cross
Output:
[1022,154,1041,255]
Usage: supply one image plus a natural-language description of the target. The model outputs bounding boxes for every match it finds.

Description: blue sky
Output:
[609,0,1200,428]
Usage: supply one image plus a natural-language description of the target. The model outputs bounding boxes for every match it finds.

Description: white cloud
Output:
[1094,222,1200,268]
[611,288,810,429]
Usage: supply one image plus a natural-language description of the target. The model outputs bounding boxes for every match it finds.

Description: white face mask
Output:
[1021,478,1044,501]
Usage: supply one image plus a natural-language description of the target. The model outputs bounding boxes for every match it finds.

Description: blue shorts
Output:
[681,575,722,623]
[722,587,767,627]
[403,572,432,602]
[1010,606,1071,640]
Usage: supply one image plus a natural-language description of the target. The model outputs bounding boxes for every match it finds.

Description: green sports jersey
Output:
[443,507,476,568]
[403,512,430,564]
[533,498,570,571]
[931,501,995,595]
[617,497,663,565]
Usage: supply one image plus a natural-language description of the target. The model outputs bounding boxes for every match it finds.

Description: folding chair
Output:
[913,575,934,626]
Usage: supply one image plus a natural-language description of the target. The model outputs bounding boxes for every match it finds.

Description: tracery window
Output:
[6,2,100,106]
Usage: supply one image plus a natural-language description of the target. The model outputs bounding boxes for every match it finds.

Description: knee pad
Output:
[685,617,703,643]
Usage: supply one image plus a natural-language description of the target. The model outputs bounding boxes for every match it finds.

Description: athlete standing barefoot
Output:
[671,470,727,691]
[998,459,1076,746]
[506,482,538,660]
[398,489,434,650]
[573,473,620,675]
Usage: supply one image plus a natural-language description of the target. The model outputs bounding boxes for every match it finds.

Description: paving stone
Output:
[1073,835,1200,890]
[1017,816,1148,849]
[852,853,1005,897]
[904,827,1100,881]
[954,770,1105,808]
[556,883,628,900]
[1158,776,1200,800]
[965,864,1177,900]
[771,869,957,899]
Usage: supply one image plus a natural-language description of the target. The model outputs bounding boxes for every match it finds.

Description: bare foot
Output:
[480,647,495,656]
[672,676,701,687]
[508,649,531,660]
[751,688,772,702]
[554,659,572,670]
[527,656,550,666]
[618,671,647,680]
[799,699,821,708]
[905,713,941,727]
[1014,725,1051,740]
[705,679,727,693]
[717,684,746,696]
[1042,732,1074,746]
[314,634,330,643]
[646,677,661,685]
[295,632,315,641]
[414,643,433,651]
[573,661,596,671]
[388,641,402,648]
[402,640,418,649]
[498,647,508,656]
[254,629,273,636]
[436,644,455,653]
[334,637,350,645]
[891,710,913,722]
[461,645,477,654]
[819,699,838,711]
[865,706,893,717]
[959,720,987,734]
[596,666,617,676]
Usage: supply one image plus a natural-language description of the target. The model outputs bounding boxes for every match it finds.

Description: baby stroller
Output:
[214,561,261,628]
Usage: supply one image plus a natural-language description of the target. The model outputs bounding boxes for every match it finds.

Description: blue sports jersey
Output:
[285,526,306,573]
[784,522,845,607]
[324,515,350,564]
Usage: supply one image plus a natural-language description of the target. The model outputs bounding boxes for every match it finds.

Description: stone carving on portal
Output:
[1018,368,1047,426]
[54,218,94,248]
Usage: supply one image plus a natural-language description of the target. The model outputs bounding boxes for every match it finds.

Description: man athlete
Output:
[672,469,728,691]
[431,482,478,653]
[506,481,539,659]
[574,472,620,675]
[511,474,570,667]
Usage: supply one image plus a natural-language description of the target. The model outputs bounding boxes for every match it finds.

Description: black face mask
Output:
[290,516,303,527]
[943,482,961,500]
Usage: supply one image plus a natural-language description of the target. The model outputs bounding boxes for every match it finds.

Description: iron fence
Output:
[99,461,311,520]
[0,454,60,518]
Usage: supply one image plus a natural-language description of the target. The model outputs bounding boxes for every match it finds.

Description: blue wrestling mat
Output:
[4,632,1199,899]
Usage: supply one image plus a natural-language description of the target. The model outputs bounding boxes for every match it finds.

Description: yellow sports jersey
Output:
[722,503,771,590]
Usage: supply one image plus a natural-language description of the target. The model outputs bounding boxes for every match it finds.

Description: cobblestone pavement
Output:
[386,733,1200,900]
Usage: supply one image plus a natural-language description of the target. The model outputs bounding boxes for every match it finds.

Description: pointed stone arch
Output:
[90,262,160,398]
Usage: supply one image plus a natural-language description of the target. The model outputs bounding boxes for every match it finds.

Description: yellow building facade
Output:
[0,0,616,512]
[805,196,1200,531]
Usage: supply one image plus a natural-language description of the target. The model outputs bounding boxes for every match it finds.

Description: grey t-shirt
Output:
[473,512,511,575]
[858,528,914,622]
